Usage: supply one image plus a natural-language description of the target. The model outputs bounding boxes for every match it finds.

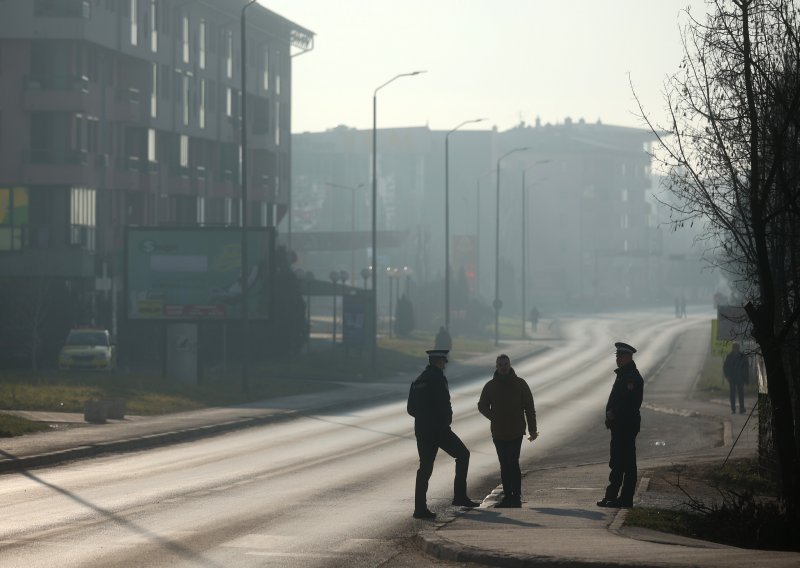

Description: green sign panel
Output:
[125,227,272,321]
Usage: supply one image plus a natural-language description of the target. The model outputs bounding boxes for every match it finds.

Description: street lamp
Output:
[371,70,426,366]
[239,0,258,392]
[326,181,365,281]
[445,118,486,332]
[494,147,529,346]
[521,162,549,339]
[361,266,372,289]
[475,169,495,299]
[386,267,401,338]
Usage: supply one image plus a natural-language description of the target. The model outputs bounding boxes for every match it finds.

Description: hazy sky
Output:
[264,0,709,134]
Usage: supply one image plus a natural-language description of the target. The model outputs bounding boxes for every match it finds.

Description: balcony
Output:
[22,149,92,186]
[22,74,91,112]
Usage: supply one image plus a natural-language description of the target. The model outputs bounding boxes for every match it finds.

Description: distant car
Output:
[58,328,116,372]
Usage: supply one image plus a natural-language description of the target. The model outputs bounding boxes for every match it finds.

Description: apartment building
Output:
[291,118,669,313]
[0,0,311,363]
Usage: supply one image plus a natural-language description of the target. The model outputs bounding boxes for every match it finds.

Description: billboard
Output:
[125,227,273,321]
[343,293,373,347]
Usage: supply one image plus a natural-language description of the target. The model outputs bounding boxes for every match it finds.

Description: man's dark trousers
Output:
[493,437,522,499]
[729,380,745,413]
[415,428,470,510]
[605,429,637,502]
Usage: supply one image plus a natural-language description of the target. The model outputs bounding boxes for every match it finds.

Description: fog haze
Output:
[267,0,710,133]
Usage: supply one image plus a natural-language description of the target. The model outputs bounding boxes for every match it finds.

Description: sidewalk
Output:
[416,324,799,568]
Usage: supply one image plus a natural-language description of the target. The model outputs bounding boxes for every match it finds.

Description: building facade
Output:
[0,0,311,362]
[291,118,681,320]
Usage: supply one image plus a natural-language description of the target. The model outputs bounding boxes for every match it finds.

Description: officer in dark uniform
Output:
[407,349,479,519]
[597,342,644,509]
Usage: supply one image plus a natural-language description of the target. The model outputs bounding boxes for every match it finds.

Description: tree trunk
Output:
[747,302,800,513]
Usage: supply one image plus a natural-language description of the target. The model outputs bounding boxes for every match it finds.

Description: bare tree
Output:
[638,0,800,512]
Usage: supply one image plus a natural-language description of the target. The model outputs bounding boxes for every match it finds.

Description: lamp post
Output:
[239,0,257,392]
[386,267,401,338]
[326,181,365,281]
[303,270,315,354]
[445,118,485,332]
[494,147,529,346]
[475,169,495,299]
[361,266,372,289]
[521,163,549,339]
[371,71,425,366]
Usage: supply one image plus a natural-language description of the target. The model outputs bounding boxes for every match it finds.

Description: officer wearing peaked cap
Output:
[407,348,479,519]
[597,342,644,509]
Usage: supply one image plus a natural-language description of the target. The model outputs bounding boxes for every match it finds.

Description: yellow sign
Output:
[137,300,164,317]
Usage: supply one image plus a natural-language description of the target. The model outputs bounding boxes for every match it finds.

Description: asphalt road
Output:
[0,309,717,567]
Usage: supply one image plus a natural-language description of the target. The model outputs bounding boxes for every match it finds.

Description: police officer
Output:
[407,349,479,519]
[597,342,644,509]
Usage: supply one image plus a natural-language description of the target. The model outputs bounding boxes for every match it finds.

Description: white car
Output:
[58,329,116,372]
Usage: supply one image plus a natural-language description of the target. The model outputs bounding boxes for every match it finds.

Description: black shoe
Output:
[596,498,618,507]
[452,497,480,507]
[739,408,746,414]
[413,508,436,519]
[495,497,520,508]
[731,409,736,414]
[616,499,633,509]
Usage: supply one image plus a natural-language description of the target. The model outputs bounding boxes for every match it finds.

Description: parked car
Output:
[58,328,116,372]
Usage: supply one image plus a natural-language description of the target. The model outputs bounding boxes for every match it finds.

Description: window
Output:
[262,46,269,90]
[199,79,206,129]
[150,62,157,118]
[179,134,188,167]
[226,30,233,79]
[182,74,189,126]
[70,186,96,250]
[147,128,156,163]
[149,0,158,51]
[621,188,628,202]
[226,87,232,117]
[130,0,138,46]
[224,197,233,225]
[196,197,205,224]
[0,187,28,251]
[199,19,206,69]
[275,51,280,95]
[274,100,280,146]
[182,14,189,64]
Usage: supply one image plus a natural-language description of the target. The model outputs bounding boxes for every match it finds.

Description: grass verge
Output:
[0,413,51,437]
[0,331,498,432]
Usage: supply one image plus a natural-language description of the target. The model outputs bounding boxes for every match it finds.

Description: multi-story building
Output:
[291,118,675,319]
[0,0,312,362]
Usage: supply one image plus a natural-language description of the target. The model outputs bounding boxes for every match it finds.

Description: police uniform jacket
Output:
[407,364,453,435]
[477,368,537,441]
[605,360,644,433]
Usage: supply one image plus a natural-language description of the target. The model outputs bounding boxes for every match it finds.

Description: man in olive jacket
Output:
[597,342,644,509]
[477,354,538,508]
[407,349,479,519]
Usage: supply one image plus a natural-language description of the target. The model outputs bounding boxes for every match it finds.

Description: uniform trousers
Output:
[605,429,638,502]
[493,437,523,499]
[414,427,470,510]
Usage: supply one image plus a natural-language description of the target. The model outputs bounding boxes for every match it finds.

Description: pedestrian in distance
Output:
[478,354,538,508]
[434,326,452,351]
[407,348,480,519]
[723,342,749,414]
[529,306,540,333]
[597,342,644,509]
